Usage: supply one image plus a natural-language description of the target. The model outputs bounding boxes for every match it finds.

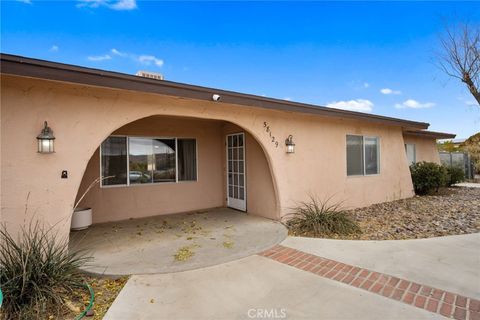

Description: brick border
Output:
[259,245,480,320]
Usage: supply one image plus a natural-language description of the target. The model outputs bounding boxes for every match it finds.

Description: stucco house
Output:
[0,54,455,239]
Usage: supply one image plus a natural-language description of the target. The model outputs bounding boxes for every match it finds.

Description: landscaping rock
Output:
[336,187,480,240]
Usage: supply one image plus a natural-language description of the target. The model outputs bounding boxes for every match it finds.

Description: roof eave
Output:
[404,130,456,140]
[0,53,429,130]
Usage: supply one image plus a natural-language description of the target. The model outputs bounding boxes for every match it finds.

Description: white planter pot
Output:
[71,207,93,231]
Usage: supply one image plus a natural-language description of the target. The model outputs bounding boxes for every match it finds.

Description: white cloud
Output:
[138,55,164,67]
[380,88,401,95]
[326,99,374,112]
[77,0,103,9]
[465,100,479,107]
[16,0,32,4]
[109,0,136,10]
[77,0,137,11]
[49,45,59,52]
[395,99,435,109]
[87,49,164,68]
[363,82,370,88]
[111,48,127,57]
[283,97,292,101]
[87,54,112,61]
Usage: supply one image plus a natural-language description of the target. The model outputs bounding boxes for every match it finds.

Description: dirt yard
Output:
[47,275,128,320]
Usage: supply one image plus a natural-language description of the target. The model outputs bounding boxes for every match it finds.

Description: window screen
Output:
[347,135,364,176]
[347,135,380,176]
[365,137,379,175]
[101,136,128,186]
[405,144,416,166]
[177,139,197,181]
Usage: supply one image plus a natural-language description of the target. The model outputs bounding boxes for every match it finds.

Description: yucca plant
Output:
[285,196,361,237]
[0,222,90,319]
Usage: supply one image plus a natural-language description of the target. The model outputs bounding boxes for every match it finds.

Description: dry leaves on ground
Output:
[48,275,128,320]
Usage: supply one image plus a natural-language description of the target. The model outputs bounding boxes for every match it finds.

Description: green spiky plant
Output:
[0,222,90,319]
[285,196,361,237]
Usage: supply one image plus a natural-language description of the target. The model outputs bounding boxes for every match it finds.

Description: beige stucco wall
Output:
[1,74,416,239]
[222,123,278,220]
[77,117,224,224]
[403,134,441,163]
[76,117,278,223]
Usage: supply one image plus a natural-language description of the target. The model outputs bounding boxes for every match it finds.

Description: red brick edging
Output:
[259,245,480,320]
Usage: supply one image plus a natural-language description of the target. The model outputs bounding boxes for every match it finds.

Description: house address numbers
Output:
[263,122,279,148]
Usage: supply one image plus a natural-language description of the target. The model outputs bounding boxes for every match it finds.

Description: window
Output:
[346,135,363,176]
[177,139,197,181]
[128,138,176,184]
[364,137,379,175]
[100,136,197,187]
[101,136,128,186]
[346,135,380,176]
[405,143,416,166]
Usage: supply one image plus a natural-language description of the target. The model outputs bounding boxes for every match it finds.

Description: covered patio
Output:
[68,114,283,275]
[69,208,287,275]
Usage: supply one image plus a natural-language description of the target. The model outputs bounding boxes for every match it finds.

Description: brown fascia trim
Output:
[0,53,429,130]
[403,130,456,140]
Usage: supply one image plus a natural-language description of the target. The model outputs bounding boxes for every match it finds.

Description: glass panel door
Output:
[226,133,246,211]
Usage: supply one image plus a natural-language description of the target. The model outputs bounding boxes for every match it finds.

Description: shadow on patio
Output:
[69,208,287,276]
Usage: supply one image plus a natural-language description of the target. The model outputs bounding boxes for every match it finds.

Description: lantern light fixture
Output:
[37,121,55,153]
[285,135,295,154]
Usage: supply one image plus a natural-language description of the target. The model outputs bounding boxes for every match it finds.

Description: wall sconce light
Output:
[37,121,55,153]
[285,135,295,154]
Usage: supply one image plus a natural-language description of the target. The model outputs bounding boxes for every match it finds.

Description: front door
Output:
[226,133,246,211]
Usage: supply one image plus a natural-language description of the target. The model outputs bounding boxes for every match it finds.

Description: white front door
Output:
[226,133,246,211]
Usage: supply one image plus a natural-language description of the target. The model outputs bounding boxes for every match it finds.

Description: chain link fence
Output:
[439,152,475,179]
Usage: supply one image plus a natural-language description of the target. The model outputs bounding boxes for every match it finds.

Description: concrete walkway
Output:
[282,233,480,299]
[104,234,480,319]
[104,255,441,320]
[455,182,480,188]
[70,208,287,275]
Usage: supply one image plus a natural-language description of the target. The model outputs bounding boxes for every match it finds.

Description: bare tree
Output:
[438,23,480,106]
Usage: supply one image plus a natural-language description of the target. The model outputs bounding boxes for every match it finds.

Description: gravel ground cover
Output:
[333,187,480,240]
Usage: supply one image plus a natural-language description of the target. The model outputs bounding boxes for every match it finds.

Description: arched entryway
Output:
[1,73,288,244]
[74,115,279,224]
[69,115,285,275]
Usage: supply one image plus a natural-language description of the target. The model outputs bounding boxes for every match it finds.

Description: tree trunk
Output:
[462,73,480,105]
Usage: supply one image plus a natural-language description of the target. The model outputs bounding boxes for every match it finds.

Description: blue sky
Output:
[2,1,479,138]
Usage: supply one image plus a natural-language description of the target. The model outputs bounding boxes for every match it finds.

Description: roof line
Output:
[0,53,430,130]
[404,130,456,139]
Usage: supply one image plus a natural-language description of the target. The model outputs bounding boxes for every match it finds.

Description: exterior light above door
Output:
[37,121,55,153]
[285,135,295,154]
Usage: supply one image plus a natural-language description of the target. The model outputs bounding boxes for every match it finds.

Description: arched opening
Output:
[74,115,278,223]
[69,115,284,274]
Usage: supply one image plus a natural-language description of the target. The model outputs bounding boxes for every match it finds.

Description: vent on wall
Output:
[135,70,164,80]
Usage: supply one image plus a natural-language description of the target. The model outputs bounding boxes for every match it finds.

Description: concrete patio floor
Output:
[69,208,287,275]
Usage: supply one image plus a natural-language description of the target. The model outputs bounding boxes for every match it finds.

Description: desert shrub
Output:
[285,196,361,237]
[0,222,90,319]
[444,165,465,186]
[462,132,480,174]
[410,161,448,195]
